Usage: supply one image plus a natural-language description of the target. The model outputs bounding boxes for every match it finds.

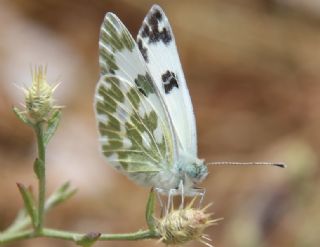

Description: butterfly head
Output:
[181,156,208,184]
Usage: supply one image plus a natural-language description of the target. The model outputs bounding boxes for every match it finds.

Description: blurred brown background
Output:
[1,0,319,246]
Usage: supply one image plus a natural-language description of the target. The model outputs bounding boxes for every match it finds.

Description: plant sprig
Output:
[0,67,161,246]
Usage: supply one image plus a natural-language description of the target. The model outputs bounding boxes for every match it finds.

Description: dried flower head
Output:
[156,199,221,247]
[23,66,59,122]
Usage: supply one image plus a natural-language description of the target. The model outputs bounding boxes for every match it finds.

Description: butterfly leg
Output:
[154,187,180,216]
[189,187,206,208]
[154,187,168,217]
[166,188,178,215]
[154,186,204,215]
[178,180,185,209]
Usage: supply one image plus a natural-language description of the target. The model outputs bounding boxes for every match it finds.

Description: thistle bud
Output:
[156,200,220,246]
[24,66,59,123]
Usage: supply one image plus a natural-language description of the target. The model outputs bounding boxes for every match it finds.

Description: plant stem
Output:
[0,230,35,244]
[42,228,159,241]
[0,228,159,245]
[35,122,46,232]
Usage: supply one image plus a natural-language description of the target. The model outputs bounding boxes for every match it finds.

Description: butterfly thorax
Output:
[129,154,208,192]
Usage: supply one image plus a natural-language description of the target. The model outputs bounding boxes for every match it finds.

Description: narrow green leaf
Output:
[16,183,38,228]
[3,208,28,233]
[33,158,44,179]
[12,107,33,126]
[76,232,101,247]
[45,181,77,211]
[145,188,156,232]
[44,109,61,145]
[59,181,73,192]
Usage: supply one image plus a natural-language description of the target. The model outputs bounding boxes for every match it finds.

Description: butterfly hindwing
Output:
[137,5,198,156]
[95,12,176,180]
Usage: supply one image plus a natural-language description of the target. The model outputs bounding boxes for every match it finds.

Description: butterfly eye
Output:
[196,163,208,182]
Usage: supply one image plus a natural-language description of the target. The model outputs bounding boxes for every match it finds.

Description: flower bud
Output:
[156,200,220,246]
[24,66,58,122]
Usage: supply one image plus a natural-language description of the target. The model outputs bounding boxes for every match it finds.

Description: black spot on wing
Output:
[138,88,147,97]
[160,28,171,44]
[141,25,150,37]
[154,8,163,21]
[140,7,172,45]
[161,70,179,94]
[137,38,148,62]
[149,10,160,27]
[161,70,170,82]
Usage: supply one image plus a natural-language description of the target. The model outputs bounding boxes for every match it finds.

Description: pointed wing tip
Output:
[150,4,162,10]
[104,12,119,22]
[105,12,116,18]
[150,4,166,14]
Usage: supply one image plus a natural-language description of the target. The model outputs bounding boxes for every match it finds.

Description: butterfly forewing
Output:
[137,5,197,156]
[95,13,177,181]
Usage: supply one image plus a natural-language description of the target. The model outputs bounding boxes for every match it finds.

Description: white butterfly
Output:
[94,4,206,195]
[94,5,285,196]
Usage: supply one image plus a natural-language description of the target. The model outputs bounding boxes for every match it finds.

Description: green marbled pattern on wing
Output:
[96,11,177,181]
[99,13,135,75]
[95,75,172,173]
[100,14,134,52]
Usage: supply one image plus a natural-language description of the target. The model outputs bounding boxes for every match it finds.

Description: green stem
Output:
[0,228,159,245]
[0,230,35,244]
[35,122,46,232]
[43,228,159,241]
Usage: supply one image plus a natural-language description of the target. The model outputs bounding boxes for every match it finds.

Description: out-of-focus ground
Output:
[0,0,320,246]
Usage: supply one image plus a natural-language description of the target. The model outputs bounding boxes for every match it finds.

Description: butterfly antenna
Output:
[206,161,286,168]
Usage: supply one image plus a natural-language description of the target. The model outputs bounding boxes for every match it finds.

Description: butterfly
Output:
[94,4,207,196]
[94,5,285,196]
